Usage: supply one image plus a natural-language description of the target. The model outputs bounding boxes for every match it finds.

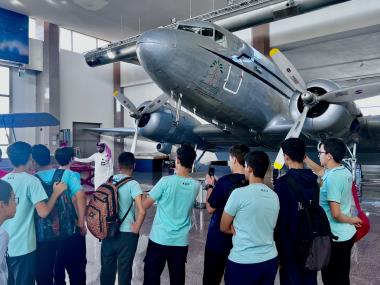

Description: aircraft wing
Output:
[84,127,136,137]
[0,112,59,128]
[193,124,251,146]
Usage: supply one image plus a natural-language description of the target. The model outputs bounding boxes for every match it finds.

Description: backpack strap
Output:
[114,177,134,226]
[35,169,65,187]
[52,169,65,184]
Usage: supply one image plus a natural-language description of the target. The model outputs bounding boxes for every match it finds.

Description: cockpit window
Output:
[215,30,227,48]
[177,25,214,39]
[201,28,214,37]
[177,25,201,34]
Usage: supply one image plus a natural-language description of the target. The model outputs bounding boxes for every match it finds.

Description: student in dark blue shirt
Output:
[274,138,319,285]
[203,145,249,285]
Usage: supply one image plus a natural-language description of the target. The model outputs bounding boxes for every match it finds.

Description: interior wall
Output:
[10,68,37,144]
[59,50,114,156]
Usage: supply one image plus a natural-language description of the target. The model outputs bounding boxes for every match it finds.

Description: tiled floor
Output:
[82,173,380,285]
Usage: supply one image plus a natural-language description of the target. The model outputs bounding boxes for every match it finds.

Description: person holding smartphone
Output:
[203,145,249,285]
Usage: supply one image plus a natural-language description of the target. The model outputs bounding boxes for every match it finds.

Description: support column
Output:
[36,22,60,150]
[251,23,270,56]
[113,62,124,164]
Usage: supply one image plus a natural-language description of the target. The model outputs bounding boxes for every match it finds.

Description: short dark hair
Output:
[322,138,347,163]
[245,151,270,178]
[0,180,13,205]
[55,147,75,166]
[281,138,306,163]
[32,144,51,167]
[177,144,196,169]
[229,144,250,166]
[7,141,32,167]
[118,152,135,170]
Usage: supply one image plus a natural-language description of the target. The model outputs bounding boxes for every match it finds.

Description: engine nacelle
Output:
[289,79,358,138]
[137,101,204,146]
[156,143,173,154]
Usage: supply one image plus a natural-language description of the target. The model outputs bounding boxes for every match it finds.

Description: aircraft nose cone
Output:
[137,28,176,46]
[136,29,176,68]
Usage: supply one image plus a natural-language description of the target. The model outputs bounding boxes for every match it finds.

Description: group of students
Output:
[0,138,362,285]
[203,138,362,285]
[0,142,87,285]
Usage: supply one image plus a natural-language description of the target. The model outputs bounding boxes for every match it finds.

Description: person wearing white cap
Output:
[75,142,113,189]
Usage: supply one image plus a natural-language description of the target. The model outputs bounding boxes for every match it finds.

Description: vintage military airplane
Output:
[83,0,380,169]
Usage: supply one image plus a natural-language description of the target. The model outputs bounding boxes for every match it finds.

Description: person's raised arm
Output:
[205,174,217,214]
[35,182,67,218]
[74,153,96,164]
[304,155,324,177]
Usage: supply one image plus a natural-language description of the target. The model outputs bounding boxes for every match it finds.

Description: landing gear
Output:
[344,143,362,199]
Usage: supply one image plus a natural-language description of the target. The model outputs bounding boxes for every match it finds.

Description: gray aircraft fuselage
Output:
[136,20,361,148]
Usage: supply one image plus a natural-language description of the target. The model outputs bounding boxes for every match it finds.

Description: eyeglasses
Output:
[318,151,327,156]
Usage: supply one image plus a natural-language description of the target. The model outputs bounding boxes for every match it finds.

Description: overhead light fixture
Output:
[72,0,110,11]
[106,51,115,59]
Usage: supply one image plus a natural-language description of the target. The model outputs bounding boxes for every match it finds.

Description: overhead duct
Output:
[214,0,350,32]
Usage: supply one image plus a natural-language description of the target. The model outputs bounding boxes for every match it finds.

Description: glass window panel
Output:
[29,18,36,39]
[177,25,201,34]
[73,32,97,53]
[60,28,72,51]
[202,28,214,37]
[215,30,227,48]
[0,145,8,158]
[0,97,9,114]
[0,129,9,145]
[97,39,110,48]
[0,67,10,95]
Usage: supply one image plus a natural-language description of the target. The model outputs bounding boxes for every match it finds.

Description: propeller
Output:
[270,49,380,169]
[113,90,169,153]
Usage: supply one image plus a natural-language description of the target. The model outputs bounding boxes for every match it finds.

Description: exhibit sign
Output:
[0,8,29,64]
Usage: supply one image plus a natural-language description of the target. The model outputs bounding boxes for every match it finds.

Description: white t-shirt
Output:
[0,226,9,284]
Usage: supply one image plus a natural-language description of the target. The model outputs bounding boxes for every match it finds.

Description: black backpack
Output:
[35,169,78,242]
[287,175,335,271]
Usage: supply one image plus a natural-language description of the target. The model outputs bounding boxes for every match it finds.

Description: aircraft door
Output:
[223,58,244,95]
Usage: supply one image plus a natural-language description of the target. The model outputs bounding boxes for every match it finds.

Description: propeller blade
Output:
[113,90,138,115]
[273,106,310,170]
[130,120,138,154]
[140,93,170,115]
[318,82,380,103]
[269,48,306,94]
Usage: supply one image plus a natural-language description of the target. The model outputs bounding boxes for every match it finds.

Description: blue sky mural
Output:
[0,8,29,64]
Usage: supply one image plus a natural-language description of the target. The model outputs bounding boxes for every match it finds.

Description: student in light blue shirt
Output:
[31,145,87,285]
[304,138,362,285]
[221,151,279,285]
[2,142,67,285]
[100,152,146,285]
[52,147,87,285]
[0,180,17,285]
[142,144,200,285]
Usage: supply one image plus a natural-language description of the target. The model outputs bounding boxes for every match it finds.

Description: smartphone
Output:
[208,167,215,177]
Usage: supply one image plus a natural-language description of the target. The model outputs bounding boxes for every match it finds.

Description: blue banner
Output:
[0,8,29,64]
